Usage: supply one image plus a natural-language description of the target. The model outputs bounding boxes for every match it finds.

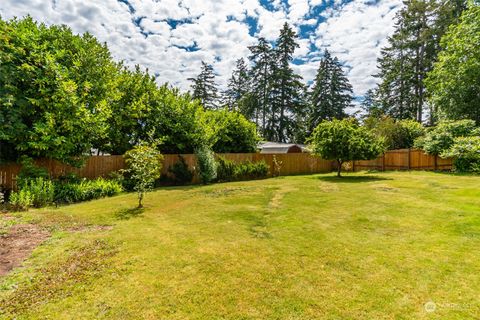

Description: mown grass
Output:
[1,171,479,319]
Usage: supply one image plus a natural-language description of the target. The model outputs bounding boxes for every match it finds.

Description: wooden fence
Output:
[352,149,453,172]
[0,153,332,189]
[0,150,453,189]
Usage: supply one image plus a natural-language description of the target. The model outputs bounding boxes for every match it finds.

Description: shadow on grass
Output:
[317,175,392,183]
[115,207,145,220]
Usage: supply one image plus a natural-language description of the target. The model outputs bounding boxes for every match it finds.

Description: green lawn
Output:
[1,171,480,319]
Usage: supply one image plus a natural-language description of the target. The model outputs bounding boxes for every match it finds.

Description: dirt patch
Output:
[269,186,298,210]
[0,223,50,276]
[0,240,118,316]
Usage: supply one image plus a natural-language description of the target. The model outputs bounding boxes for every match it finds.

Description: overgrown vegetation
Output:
[216,157,269,182]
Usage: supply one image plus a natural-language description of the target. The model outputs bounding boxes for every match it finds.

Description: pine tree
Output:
[308,50,353,135]
[270,23,305,142]
[360,89,384,119]
[248,37,274,135]
[189,61,219,109]
[376,0,468,123]
[223,58,249,112]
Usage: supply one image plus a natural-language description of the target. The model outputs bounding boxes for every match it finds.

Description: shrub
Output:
[9,189,34,211]
[442,136,480,173]
[16,156,49,187]
[168,155,194,185]
[124,144,163,208]
[216,157,237,182]
[22,177,55,208]
[204,109,261,153]
[415,120,477,156]
[195,145,217,184]
[364,116,424,150]
[54,178,123,204]
[216,156,269,182]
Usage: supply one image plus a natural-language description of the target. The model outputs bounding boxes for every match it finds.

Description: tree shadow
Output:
[317,175,392,183]
[115,207,145,220]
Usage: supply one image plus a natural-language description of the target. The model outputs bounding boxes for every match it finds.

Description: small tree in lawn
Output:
[124,144,163,208]
[308,118,385,177]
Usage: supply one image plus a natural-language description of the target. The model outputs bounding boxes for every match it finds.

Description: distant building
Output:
[258,142,308,154]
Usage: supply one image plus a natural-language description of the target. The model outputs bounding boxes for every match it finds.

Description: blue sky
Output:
[0,0,402,103]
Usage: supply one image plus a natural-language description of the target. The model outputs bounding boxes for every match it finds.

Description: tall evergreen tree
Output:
[222,58,249,112]
[270,23,305,142]
[376,0,468,123]
[308,50,353,135]
[189,61,219,109]
[248,37,274,136]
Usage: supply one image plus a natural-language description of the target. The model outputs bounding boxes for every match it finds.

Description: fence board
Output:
[0,150,453,189]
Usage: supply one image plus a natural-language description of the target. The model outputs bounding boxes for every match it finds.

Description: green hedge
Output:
[216,157,269,182]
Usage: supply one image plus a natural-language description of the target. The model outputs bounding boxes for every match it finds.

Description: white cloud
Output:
[0,0,401,96]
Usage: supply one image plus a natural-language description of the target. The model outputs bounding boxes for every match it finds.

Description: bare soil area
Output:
[0,222,50,276]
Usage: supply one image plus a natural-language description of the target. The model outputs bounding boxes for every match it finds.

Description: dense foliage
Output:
[426,5,480,124]
[216,157,269,182]
[308,119,385,177]
[195,145,217,184]
[442,136,480,173]
[375,0,468,123]
[0,16,260,165]
[206,110,260,153]
[0,17,117,164]
[364,117,424,150]
[414,120,478,155]
[54,178,123,204]
[124,144,163,208]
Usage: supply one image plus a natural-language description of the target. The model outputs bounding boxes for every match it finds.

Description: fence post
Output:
[352,161,355,172]
[382,154,386,171]
[434,155,438,171]
[407,149,411,170]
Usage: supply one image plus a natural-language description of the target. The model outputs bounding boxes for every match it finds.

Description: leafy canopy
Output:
[308,119,385,176]
[414,120,478,155]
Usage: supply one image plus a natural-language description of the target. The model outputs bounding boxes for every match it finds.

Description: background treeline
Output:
[189,23,354,143]
[0,17,260,165]
[190,0,480,144]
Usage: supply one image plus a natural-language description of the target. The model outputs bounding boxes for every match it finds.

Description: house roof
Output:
[258,142,307,154]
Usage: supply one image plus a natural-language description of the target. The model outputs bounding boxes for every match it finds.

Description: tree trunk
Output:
[337,160,342,177]
[138,192,144,208]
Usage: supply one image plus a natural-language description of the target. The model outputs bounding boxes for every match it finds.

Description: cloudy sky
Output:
[0,0,402,97]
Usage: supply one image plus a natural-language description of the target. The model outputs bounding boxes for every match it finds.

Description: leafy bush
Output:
[204,110,261,153]
[216,157,269,182]
[16,156,49,187]
[216,157,237,182]
[168,155,194,185]
[234,161,269,180]
[195,145,217,184]
[21,177,55,208]
[364,116,424,150]
[9,189,34,211]
[442,136,480,173]
[54,178,123,204]
[124,144,163,207]
[415,120,477,155]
